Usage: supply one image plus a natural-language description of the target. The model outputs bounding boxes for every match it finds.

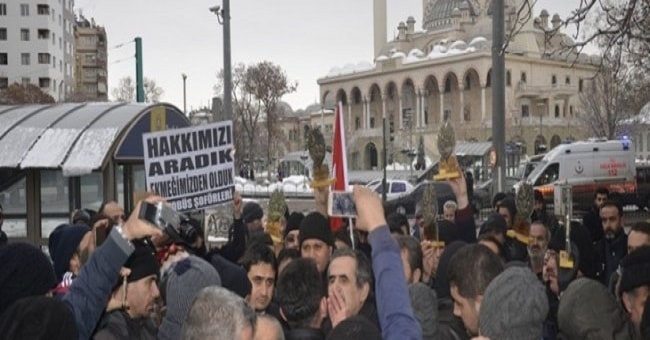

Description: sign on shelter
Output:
[142,120,235,212]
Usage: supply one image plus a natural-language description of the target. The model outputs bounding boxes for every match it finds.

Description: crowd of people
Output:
[1,172,650,340]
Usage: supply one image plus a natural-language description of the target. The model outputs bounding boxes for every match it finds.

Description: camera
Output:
[139,202,199,246]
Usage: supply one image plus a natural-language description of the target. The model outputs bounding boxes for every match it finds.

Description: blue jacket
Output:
[368,225,422,340]
[62,228,134,340]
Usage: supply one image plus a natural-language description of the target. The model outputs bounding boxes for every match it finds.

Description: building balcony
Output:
[515,82,577,99]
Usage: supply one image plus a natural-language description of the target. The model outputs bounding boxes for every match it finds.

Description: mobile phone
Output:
[139,201,181,232]
[328,191,357,218]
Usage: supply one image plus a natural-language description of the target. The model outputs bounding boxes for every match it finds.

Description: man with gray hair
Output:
[443,201,457,223]
[182,286,256,340]
[254,314,285,340]
[327,248,378,329]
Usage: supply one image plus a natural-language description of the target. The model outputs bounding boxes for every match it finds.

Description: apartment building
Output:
[0,0,75,100]
[73,14,107,101]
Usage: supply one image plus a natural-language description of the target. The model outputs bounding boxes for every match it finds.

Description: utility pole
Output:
[182,73,187,115]
[135,37,144,103]
[210,2,232,120]
[222,0,232,120]
[491,0,506,193]
[382,114,387,202]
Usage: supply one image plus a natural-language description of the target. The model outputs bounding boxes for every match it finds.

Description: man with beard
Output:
[595,200,628,286]
[528,221,550,278]
[583,187,609,244]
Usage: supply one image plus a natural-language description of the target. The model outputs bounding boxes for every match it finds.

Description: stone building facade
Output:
[317,0,598,170]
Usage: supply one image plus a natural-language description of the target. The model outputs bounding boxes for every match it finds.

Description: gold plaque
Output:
[305,126,334,188]
[434,120,461,180]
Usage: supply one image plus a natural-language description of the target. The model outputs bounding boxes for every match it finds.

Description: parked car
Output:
[366,179,414,201]
[383,180,455,217]
[473,177,519,211]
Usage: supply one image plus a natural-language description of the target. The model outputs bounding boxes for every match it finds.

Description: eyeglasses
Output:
[285,235,296,243]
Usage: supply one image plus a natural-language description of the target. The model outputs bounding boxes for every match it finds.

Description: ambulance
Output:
[523,138,636,212]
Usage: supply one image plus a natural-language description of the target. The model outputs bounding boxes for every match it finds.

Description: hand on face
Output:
[327,286,352,328]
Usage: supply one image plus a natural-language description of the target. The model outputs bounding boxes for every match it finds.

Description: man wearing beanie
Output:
[0,242,58,317]
[479,266,549,340]
[158,255,221,340]
[94,243,161,339]
[284,212,304,250]
[558,278,634,339]
[48,223,92,296]
[299,212,335,274]
[620,245,650,337]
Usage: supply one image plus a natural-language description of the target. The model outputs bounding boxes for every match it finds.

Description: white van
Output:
[524,139,636,211]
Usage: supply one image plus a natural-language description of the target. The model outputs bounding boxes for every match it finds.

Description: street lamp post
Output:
[182,73,187,115]
[209,1,233,120]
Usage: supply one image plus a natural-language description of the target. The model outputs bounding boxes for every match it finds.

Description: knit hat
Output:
[0,296,77,339]
[479,266,548,340]
[408,283,437,340]
[299,212,334,247]
[0,243,57,317]
[48,223,91,281]
[479,213,508,236]
[242,202,264,224]
[124,244,160,283]
[326,315,381,340]
[284,212,304,238]
[619,245,650,293]
[158,256,221,340]
[558,278,634,340]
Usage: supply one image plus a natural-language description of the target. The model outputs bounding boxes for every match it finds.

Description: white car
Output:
[366,179,414,200]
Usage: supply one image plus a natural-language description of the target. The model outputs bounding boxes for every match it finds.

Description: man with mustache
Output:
[528,221,550,277]
[594,200,628,286]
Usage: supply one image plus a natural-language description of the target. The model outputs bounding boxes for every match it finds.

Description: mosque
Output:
[316,0,599,171]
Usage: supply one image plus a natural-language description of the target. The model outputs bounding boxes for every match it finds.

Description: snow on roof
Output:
[326,61,375,77]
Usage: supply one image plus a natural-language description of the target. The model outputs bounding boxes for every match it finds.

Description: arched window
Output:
[521,72,527,83]
[552,75,557,86]
[554,105,560,117]
[445,77,453,93]
[506,70,512,87]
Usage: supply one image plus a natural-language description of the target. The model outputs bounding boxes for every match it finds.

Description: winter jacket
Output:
[215,217,248,263]
[93,310,157,340]
[582,205,604,244]
[594,231,628,286]
[454,206,477,244]
[62,228,134,340]
[437,298,470,340]
[286,328,325,340]
[368,225,422,340]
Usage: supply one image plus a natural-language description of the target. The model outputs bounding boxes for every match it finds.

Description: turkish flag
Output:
[330,102,348,233]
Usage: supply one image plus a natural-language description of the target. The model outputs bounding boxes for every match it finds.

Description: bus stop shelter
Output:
[0,102,190,246]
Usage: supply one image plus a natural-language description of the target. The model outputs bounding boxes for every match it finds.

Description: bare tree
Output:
[0,83,55,104]
[111,76,164,103]
[111,76,135,102]
[244,61,297,179]
[579,54,650,139]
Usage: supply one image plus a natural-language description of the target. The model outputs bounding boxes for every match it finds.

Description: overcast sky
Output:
[75,0,588,112]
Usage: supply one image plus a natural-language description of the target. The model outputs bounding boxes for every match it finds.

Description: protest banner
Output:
[142,120,235,212]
